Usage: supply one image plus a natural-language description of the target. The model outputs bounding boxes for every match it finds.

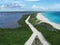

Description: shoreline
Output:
[36,13,60,30]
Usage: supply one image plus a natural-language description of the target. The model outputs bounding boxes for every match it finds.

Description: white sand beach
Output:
[36,13,60,30]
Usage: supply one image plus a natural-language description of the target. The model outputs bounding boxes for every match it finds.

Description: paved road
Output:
[25,16,51,45]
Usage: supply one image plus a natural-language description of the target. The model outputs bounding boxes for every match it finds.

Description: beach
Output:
[36,13,60,30]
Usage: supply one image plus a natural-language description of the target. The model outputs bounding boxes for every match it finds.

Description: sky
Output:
[0,0,60,11]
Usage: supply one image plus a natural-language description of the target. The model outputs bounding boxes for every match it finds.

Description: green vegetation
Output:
[0,15,32,45]
[29,13,40,25]
[29,14,60,45]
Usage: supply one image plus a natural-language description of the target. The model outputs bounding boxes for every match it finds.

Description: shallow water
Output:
[0,12,31,28]
[42,12,60,24]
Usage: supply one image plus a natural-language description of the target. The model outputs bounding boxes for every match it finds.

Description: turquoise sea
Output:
[42,12,60,24]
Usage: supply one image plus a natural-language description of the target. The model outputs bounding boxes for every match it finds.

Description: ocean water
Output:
[0,12,32,28]
[42,12,60,24]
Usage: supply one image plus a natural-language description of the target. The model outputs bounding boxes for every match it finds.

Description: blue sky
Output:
[0,0,60,11]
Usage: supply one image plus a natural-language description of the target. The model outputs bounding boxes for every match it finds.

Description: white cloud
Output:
[0,2,24,9]
[32,5,48,11]
[0,5,5,8]
[46,3,60,11]
[48,4,60,9]
[25,0,39,2]
[32,4,60,11]
[32,5,38,8]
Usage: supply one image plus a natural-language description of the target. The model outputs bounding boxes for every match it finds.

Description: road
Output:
[25,16,50,45]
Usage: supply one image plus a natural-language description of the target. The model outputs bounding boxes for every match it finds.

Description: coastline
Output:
[36,13,60,30]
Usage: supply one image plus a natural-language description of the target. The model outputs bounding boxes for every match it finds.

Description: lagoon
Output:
[0,12,31,28]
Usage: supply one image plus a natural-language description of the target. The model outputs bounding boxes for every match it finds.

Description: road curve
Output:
[25,16,51,45]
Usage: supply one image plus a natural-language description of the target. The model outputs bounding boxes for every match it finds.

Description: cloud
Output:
[48,4,60,9]
[46,3,60,11]
[32,5,48,11]
[0,5,5,8]
[0,2,24,9]
[25,0,39,2]
[32,4,60,11]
